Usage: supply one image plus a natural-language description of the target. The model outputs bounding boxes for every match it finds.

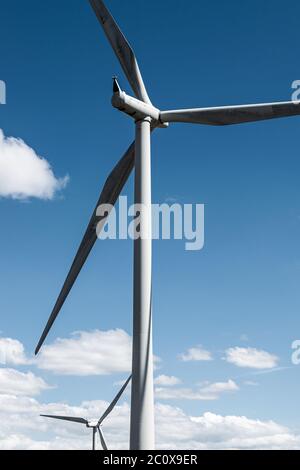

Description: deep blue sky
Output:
[1,0,300,433]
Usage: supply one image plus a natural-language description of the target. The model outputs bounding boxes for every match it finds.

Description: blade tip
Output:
[35,338,44,356]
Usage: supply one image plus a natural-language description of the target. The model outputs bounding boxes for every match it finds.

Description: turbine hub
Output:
[87,420,98,428]
[111,78,168,128]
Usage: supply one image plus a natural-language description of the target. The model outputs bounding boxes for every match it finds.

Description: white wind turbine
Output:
[35,0,300,451]
[41,376,131,450]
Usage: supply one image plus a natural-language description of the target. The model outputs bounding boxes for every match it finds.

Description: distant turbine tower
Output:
[35,0,300,451]
[41,376,131,450]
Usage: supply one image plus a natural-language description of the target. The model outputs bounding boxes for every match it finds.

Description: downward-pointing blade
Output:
[89,0,151,104]
[98,426,108,451]
[35,143,135,355]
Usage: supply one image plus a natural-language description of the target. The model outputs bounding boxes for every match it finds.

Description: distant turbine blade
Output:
[40,415,88,425]
[98,375,132,426]
[160,101,300,126]
[98,426,108,451]
[35,143,135,355]
[89,0,151,104]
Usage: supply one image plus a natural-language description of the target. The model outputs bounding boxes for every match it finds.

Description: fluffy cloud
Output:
[0,369,52,396]
[155,379,239,401]
[154,375,182,387]
[0,435,52,451]
[1,332,159,378]
[0,338,30,366]
[199,379,239,395]
[0,393,299,450]
[157,407,300,450]
[225,347,279,369]
[36,329,133,376]
[0,129,68,200]
[178,346,212,362]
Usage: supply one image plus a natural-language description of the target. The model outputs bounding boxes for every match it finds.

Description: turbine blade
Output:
[160,101,300,126]
[35,143,135,355]
[98,426,108,451]
[98,375,132,425]
[40,414,88,425]
[89,0,151,104]
[92,427,96,451]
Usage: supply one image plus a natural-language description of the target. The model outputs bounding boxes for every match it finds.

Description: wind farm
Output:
[1,0,300,453]
[32,0,300,451]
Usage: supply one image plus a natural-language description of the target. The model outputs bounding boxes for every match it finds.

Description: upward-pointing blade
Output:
[98,375,132,426]
[160,101,300,125]
[40,415,88,425]
[35,143,135,355]
[89,0,151,104]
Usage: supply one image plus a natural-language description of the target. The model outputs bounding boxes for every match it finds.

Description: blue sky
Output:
[0,0,300,449]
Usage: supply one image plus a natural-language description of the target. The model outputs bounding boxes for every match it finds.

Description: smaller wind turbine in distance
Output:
[41,375,131,451]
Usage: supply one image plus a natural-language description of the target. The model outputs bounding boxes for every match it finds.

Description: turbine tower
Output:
[41,376,131,450]
[35,0,300,451]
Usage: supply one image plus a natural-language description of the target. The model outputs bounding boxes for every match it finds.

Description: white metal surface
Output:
[160,101,300,125]
[130,118,155,450]
[112,88,160,122]
[89,0,151,104]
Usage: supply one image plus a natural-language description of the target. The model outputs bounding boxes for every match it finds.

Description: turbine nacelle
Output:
[111,78,168,128]
[87,421,99,428]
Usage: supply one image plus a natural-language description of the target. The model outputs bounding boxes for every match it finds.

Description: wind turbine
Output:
[35,0,300,451]
[41,375,131,450]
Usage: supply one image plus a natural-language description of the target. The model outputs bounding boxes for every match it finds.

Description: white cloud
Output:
[199,379,239,395]
[0,338,30,366]
[0,434,52,451]
[0,369,52,396]
[1,332,159,378]
[0,393,299,450]
[225,347,279,369]
[155,379,239,401]
[155,387,216,401]
[154,375,182,387]
[178,346,212,362]
[155,405,300,450]
[36,329,133,376]
[0,129,68,200]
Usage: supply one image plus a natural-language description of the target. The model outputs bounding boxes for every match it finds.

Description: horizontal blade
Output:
[160,101,300,126]
[98,375,131,425]
[35,143,135,355]
[40,415,88,425]
[98,426,108,450]
[89,0,151,104]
